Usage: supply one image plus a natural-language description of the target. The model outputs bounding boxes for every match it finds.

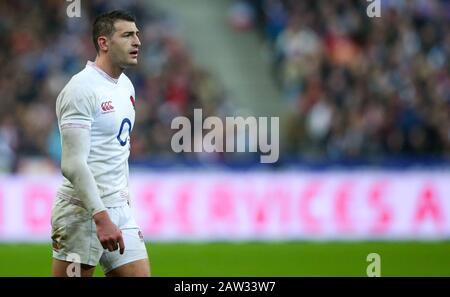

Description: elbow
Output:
[61,158,82,181]
[61,162,74,181]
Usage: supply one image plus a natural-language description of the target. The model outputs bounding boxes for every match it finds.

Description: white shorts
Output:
[51,198,148,274]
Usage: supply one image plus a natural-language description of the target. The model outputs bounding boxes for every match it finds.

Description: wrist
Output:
[93,210,110,225]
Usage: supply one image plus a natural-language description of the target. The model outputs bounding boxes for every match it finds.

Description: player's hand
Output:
[93,210,125,254]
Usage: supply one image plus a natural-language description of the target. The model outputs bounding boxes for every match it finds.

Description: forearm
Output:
[62,159,106,216]
[60,128,106,216]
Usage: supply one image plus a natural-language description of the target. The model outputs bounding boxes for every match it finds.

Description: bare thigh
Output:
[105,258,150,277]
[52,258,96,277]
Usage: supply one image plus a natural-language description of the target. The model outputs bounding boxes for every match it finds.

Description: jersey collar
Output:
[86,61,119,84]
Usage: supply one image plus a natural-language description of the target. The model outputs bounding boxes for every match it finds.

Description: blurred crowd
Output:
[1,0,450,173]
[244,0,450,161]
[0,0,229,173]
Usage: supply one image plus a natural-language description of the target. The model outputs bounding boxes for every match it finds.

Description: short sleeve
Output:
[56,83,97,130]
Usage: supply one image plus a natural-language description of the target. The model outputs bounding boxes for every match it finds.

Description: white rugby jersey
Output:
[56,61,136,208]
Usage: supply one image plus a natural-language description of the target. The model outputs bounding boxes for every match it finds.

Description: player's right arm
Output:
[57,83,125,254]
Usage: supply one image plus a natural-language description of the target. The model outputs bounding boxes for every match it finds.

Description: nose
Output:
[133,35,141,48]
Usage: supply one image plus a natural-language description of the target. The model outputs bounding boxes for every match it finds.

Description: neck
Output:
[94,55,123,79]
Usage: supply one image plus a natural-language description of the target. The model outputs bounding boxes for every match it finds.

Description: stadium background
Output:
[0,0,450,276]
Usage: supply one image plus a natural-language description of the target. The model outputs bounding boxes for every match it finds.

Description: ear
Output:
[97,36,109,52]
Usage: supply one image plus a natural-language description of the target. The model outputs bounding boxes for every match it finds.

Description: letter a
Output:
[366,253,381,277]
[367,0,381,18]
[66,0,81,18]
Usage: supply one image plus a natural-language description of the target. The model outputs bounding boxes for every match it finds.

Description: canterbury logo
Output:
[101,101,114,112]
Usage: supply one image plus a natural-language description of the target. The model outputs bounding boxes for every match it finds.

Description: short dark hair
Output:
[92,10,136,53]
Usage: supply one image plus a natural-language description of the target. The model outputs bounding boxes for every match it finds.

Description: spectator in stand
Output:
[244,0,450,161]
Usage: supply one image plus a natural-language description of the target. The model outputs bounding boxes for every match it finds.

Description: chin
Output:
[120,60,138,69]
[127,59,138,66]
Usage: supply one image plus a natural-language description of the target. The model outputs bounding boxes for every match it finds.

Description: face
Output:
[107,20,141,68]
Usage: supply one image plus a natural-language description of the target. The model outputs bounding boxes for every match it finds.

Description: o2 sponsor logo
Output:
[117,118,132,146]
